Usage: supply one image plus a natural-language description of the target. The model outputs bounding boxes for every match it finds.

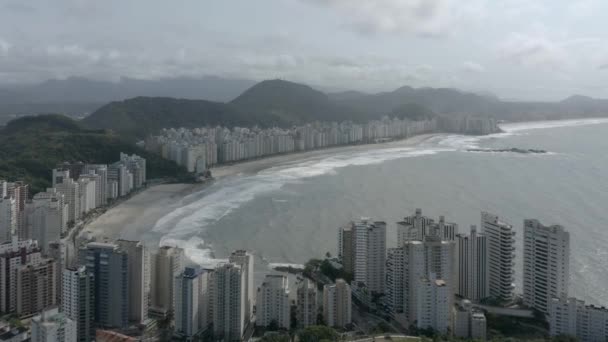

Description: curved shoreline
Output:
[81,133,442,242]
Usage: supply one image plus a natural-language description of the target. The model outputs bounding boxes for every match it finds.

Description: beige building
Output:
[323,279,352,328]
[296,278,318,328]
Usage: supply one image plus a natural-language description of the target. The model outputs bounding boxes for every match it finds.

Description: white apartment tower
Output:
[455,226,489,301]
[52,169,81,223]
[323,279,352,328]
[549,295,608,342]
[228,250,254,323]
[150,246,185,318]
[31,307,77,342]
[481,212,516,302]
[415,274,450,334]
[62,266,94,342]
[342,219,386,294]
[296,278,318,328]
[523,219,570,314]
[29,189,68,254]
[256,274,290,329]
[212,263,247,342]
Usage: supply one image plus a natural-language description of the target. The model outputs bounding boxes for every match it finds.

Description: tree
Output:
[551,334,578,342]
[260,332,291,342]
[297,326,339,342]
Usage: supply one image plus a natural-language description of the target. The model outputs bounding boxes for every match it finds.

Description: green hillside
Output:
[0,114,189,194]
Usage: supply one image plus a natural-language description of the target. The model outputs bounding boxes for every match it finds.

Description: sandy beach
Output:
[82,133,441,242]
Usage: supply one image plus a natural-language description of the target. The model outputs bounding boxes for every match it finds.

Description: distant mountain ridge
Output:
[82,78,608,141]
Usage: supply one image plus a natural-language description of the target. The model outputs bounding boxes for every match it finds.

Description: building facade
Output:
[296,278,318,328]
[455,226,489,301]
[62,266,94,342]
[256,274,290,329]
[323,279,352,328]
[481,212,515,302]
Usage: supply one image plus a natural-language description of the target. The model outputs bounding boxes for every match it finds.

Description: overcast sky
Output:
[1,0,607,100]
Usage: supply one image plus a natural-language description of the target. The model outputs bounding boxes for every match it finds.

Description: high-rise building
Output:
[481,212,515,302]
[0,196,16,243]
[16,258,57,318]
[337,225,354,275]
[62,266,94,342]
[29,189,68,254]
[397,208,434,243]
[83,165,108,206]
[31,307,77,342]
[452,300,487,340]
[228,250,254,323]
[435,215,458,241]
[523,219,570,314]
[455,226,489,301]
[296,278,318,328]
[119,153,146,189]
[256,274,290,329]
[116,239,150,324]
[323,279,352,328]
[549,295,608,342]
[343,219,386,294]
[5,181,29,240]
[174,267,211,339]
[212,263,246,342]
[150,246,184,318]
[385,237,455,326]
[79,242,128,329]
[107,164,132,197]
[53,169,81,223]
[415,274,450,334]
[0,238,42,314]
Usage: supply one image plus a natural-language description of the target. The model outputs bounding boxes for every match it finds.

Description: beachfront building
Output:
[256,274,290,329]
[228,250,255,324]
[397,209,458,244]
[323,279,352,328]
[62,266,95,342]
[481,212,516,302]
[296,279,318,328]
[339,219,386,295]
[455,226,489,301]
[0,238,42,314]
[452,300,488,340]
[150,246,185,318]
[116,239,150,324]
[212,263,247,342]
[523,219,570,314]
[52,169,81,223]
[174,266,211,339]
[29,189,68,254]
[549,295,608,342]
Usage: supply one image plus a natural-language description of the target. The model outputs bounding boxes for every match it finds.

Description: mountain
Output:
[0,114,189,194]
[230,79,366,124]
[0,76,257,123]
[82,97,281,141]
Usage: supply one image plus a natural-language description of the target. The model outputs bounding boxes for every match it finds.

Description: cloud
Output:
[0,39,10,57]
[599,64,608,70]
[301,0,485,37]
[461,61,485,73]
[497,32,570,71]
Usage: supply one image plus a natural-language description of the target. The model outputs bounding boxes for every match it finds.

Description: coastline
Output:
[81,133,441,242]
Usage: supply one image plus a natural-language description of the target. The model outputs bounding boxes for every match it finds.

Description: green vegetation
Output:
[486,312,549,340]
[82,80,440,141]
[296,325,339,342]
[259,332,291,342]
[0,114,191,194]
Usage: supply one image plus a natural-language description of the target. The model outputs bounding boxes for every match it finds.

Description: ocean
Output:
[146,118,608,306]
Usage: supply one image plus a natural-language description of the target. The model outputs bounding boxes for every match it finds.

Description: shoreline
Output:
[80,132,442,242]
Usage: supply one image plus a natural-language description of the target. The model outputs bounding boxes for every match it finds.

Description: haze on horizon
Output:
[1,0,607,101]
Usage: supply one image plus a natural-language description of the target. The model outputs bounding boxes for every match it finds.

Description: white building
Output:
[549,295,608,342]
[296,278,318,328]
[52,169,81,223]
[481,212,515,302]
[83,164,108,206]
[31,307,77,342]
[344,218,386,295]
[256,274,290,329]
[523,219,570,314]
[116,239,150,324]
[455,226,489,301]
[415,274,450,334]
[452,300,487,340]
[61,266,94,342]
[174,267,211,339]
[228,250,254,324]
[385,237,455,326]
[323,279,352,328]
[397,209,434,243]
[29,190,68,254]
[212,263,246,342]
[77,178,96,215]
[150,246,184,318]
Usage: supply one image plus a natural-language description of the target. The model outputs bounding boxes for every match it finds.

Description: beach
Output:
[81,133,440,242]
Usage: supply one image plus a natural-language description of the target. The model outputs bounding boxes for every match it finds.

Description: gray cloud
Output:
[497,32,570,71]
[461,61,485,73]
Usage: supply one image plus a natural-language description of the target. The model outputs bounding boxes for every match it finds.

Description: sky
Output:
[1,0,607,100]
